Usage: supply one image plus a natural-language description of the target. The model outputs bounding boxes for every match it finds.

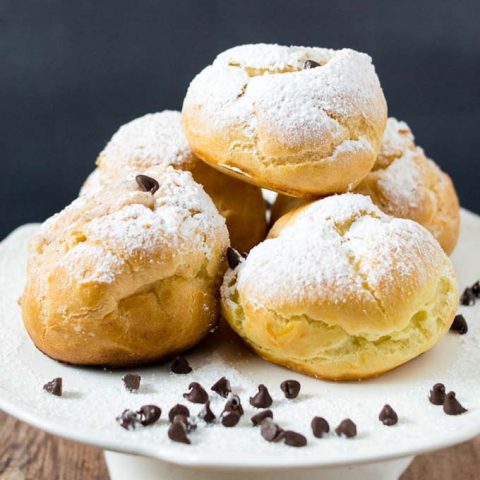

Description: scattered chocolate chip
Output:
[226,247,246,269]
[311,416,330,438]
[471,281,480,297]
[260,418,284,442]
[170,356,192,374]
[221,410,241,427]
[429,383,446,406]
[304,59,321,69]
[183,382,209,404]
[224,394,244,416]
[168,404,190,422]
[173,414,196,432]
[137,405,161,426]
[198,400,216,424]
[280,380,301,399]
[283,430,307,447]
[379,405,398,426]
[168,421,190,444]
[443,392,467,415]
[249,384,273,408]
[251,409,273,426]
[335,419,357,438]
[122,373,141,392]
[43,377,62,397]
[460,287,476,306]
[450,314,468,334]
[116,409,140,430]
[135,174,159,195]
[211,376,231,398]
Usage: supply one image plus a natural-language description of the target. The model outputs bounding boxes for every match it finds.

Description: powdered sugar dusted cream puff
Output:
[81,111,266,252]
[21,167,229,366]
[271,118,460,254]
[222,194,458,380]
[182,44,387,197]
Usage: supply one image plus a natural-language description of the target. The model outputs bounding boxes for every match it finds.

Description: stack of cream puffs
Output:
[21,44,460,380]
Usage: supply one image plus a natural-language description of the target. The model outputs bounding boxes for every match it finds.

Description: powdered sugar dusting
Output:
[97,111,198,172]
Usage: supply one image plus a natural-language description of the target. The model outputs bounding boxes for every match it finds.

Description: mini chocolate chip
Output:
[251,409,273,426]
[168,422,190,444]
[260,418,284,442]
[429,383,446,405]
[335,419,357,438]
[460,287,476,306]
[304,60,321,69]
[168,404,190,422]
[224,394,244,416]
[43,377,62,397]
[311,416,330,438]
[211,376,231,398]
[226,247,246,269]
[283,430,307,447]
[249,384,273,408]
[173,414,196,432]
[221,410,241,427]
[122,373,141,392]
[183,382,209,404]
[280,380,301,399]
[135,174,159,194]
[450,314,468,334]
[471,281,480,297]
[443,392,467,415]
[170,356,192,374]
[137,405,161,426]
[379,405,398,426]
[116,409,140,430]
[198,400,216,424]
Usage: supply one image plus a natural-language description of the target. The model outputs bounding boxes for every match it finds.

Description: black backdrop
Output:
[1,0,479,238]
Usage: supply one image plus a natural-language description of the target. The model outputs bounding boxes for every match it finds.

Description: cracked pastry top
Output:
[221,193,458,380]
[271,118,460,254]
[182,43,388,197]
[20,166,229,366]
[81,110,267,253]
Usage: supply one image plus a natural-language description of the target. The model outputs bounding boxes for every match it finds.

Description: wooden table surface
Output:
[1,411,479,480]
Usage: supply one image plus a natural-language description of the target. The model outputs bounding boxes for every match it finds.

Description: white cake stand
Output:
[0,210,479,480]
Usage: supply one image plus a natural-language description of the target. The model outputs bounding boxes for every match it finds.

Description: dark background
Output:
[1,0,479,238]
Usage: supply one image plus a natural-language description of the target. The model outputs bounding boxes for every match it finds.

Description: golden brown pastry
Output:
[270,118,460,254]
[182,43,387,197]
[82,111,266,252]
[21,167,229,366]
[222,194,458,381]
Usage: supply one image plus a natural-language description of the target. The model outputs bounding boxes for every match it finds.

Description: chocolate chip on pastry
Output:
[223,394,244,416]
[168,421,190,444]
[283,430,307,447]
[137,405,161,426]
[460,287,476,306]
[221,411,241,427]
[168,404,190,423]
[135,174,159,194]
[198,400,216,424]
[303,59,321,69]
[116,409,140,430]
[226,247,246,269]
[260,419,284,443]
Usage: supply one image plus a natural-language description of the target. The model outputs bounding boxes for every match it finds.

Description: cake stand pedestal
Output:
[104,450,413,480]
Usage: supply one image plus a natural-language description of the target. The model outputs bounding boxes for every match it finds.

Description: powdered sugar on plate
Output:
[0,212,479,468]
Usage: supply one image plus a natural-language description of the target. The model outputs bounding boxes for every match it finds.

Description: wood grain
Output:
[0,411,478,479]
